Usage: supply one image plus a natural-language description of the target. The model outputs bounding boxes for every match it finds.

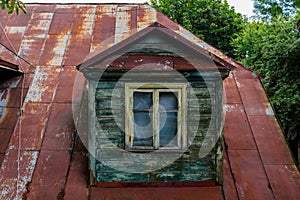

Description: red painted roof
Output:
[0,3,299,200]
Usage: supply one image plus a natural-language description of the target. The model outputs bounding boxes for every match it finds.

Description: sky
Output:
[22,0,254,17]
[227,0,254,17]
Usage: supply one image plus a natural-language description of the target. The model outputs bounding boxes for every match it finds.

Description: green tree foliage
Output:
[150,0,245,57]
[1,0,27,15]
[235,0,300,162]
[232,18,300,150]
[253,0,299,20]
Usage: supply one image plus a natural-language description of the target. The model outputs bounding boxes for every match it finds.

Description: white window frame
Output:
[125,83,187,151]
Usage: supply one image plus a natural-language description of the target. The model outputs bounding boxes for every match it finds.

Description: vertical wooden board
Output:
[88,81,97,184]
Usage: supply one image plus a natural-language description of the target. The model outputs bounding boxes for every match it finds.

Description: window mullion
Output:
[129,91,134,148]
[153,90,159,149]
[177,89,182,148]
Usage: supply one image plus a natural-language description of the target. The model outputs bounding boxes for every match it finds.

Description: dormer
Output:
[78,23,232,185]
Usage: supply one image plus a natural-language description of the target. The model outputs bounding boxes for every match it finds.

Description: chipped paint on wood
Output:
[93,69,221,183]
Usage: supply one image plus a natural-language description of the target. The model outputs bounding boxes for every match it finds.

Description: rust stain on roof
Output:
[25,66,61,103]
[0,3,299,200]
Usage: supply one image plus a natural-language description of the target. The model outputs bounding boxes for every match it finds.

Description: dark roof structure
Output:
[0,59,22,82]
[0,3,299,200]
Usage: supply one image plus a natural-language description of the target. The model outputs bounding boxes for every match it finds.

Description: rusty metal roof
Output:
[0,3,299,200]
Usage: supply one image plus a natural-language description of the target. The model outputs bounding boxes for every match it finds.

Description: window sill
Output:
[127,149,190,154]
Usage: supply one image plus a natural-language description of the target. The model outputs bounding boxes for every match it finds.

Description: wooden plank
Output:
[89,81,97,184]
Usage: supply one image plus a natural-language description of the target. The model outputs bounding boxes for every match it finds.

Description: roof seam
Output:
[223,140,240,199]
[23,66,64,197]
[34,11,54,69]
[0,21,35,73]
[232,72,276,199]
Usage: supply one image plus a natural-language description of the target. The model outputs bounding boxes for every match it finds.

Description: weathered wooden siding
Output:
[93,69,223,183]
[96,81,125,150]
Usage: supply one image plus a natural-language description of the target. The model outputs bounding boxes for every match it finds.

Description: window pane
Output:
[159,112,178,147]
[133,112,153,146]
[159,92,178,110]
[133,92,152,110]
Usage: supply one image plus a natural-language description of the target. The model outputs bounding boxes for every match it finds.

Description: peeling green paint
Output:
[93,74,223,183]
